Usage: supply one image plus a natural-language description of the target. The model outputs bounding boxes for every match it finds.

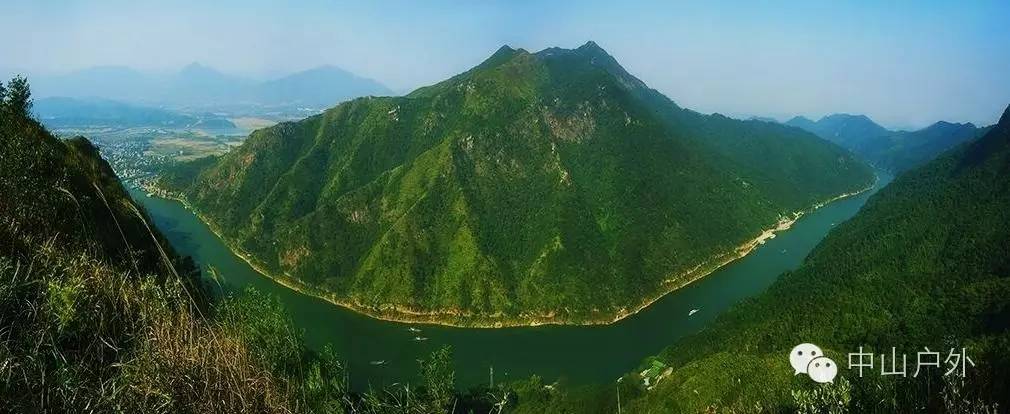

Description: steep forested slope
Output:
[160,42,873,326]
[1,88,192,281]
[516,104,1010,412]
[0,78,311,412]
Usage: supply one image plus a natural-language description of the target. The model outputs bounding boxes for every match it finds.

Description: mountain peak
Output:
[927,120,976,131]
[574,41,616,61]
[179,62,225,78]
[533,41,632,80]
[181,62,210,71]
[821,113,873,123]
[494,44,515,54]
[816,114,890,136]
[475,44,526,69]
[492,44,530,58]
[532,41,612,60]
[577,40,605,53]
[300,65,353,76]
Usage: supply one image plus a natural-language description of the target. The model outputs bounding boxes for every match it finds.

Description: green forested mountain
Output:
[516,104,1010,412]
[787,114,986,172]
[159,42,873,326]
[0,77,473,413]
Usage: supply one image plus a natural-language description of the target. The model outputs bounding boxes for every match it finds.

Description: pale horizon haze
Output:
[5,0,1010,129]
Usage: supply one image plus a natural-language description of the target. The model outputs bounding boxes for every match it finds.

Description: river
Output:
[130,171,891,390]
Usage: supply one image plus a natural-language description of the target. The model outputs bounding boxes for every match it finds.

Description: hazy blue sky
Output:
[5,0,1009,128]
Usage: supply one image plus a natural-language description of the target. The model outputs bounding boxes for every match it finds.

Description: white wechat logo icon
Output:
[789,343,837,383]
[807,356,838,383]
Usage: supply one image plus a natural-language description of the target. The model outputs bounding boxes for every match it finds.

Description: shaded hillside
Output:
[160,42,873,326]
[516,103,1010,412]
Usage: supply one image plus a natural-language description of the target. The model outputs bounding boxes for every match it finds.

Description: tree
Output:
[1,76,32,117]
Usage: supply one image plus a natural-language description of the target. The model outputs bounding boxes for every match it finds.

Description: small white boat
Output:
[408,327,422,333]
[688,309,700,316]
[413,336,429,342]
[369,360,386,366]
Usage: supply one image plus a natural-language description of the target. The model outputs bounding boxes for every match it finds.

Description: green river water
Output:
[130,171,891,390]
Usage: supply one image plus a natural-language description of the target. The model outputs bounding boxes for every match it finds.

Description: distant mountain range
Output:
[157,42,873,326]
[252,65,393,107]
[786,114,892,150]
[34,96,236,129]
[786,113,987,172]
[31,63,393,108]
